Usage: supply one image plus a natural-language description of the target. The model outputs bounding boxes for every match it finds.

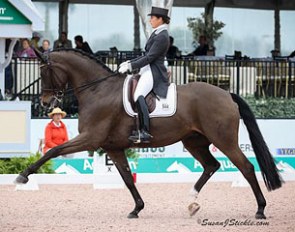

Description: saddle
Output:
[128,72,172,113]
[123,73,176,118]
[128,74,156,113]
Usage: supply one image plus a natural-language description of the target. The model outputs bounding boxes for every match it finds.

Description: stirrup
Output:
[128,130,153,144]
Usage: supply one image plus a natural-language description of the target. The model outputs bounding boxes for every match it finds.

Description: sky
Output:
[34,2,295,58]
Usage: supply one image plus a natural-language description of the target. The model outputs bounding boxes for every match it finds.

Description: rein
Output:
[66,71,119,94]
[41,62,119,100]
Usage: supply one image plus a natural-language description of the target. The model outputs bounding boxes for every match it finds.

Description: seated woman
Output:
[43,107,69,154]
[17,38,37,58]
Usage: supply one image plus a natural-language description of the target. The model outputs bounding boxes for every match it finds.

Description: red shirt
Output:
[43,120,69,154]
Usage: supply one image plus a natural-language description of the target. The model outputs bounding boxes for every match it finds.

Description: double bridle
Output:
[40,62,119,105]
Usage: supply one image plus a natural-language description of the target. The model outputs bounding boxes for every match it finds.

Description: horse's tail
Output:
[230,93,283,191]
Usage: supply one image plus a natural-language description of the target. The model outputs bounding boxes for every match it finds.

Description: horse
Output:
[15,49,282,219]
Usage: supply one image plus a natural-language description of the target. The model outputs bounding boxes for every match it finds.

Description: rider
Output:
[118,6,170,144]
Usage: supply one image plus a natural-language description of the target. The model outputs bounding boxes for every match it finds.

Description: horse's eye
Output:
[57,91,63,97]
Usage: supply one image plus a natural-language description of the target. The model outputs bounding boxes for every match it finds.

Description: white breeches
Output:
[133,65,154,102]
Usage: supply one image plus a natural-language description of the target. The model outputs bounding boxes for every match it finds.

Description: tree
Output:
[187,13,225,49]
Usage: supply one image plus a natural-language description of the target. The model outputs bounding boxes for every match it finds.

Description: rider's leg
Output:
[133,95,152,141]
[133,65,154,102]
[129,65,153,143]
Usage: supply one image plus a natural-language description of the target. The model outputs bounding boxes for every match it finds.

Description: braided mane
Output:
[51,48,113,73]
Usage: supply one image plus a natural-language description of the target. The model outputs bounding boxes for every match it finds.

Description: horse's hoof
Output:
[188,202,200,217]
[255,212,266,220]
[127,213,139,219]
[14,174,29,184]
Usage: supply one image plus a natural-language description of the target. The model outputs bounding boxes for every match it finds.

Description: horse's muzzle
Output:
[40,94,59,110]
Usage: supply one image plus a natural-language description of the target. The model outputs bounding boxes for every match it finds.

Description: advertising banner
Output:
[30,119,295,175]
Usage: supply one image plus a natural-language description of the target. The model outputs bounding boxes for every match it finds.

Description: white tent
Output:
[0,0,44,94]
[32,0,295,52]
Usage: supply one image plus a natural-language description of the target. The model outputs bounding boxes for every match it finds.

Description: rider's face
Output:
[149,15,164,28]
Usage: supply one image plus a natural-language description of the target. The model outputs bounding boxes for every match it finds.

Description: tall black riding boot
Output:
[128,95,153,143]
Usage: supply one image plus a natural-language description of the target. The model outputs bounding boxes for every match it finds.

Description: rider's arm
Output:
[130,31,169,70]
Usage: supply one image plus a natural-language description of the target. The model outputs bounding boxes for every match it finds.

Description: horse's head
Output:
[35,49,69,109]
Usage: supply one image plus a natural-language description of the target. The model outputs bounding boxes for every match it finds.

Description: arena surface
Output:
[0,182,294,232]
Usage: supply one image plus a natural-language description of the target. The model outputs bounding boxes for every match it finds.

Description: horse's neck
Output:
[53,52,110,89]
[54,52,123,103]
[69,67,123,103]
[67,62,112,90]
[70,68,100,86]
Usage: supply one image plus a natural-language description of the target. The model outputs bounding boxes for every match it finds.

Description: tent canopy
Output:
[32,0,295,10]
[31,0,293,52]
[1,0,44,38]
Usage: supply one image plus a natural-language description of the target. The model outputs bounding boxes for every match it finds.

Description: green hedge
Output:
[0,152,55,174]
[0,149,138,174]
[244,97,295,118]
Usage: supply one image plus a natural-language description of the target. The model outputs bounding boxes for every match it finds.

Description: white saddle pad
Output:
[123,75,177,118]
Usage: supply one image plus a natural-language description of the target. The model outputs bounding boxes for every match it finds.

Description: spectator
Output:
[108,46,118,63]
[5,39,14,96]
[271,49,280,59]
[43,107,69,154]
[5,63,13,97]
[188,35,209,56]
[39,39,51,55]
[74,35,93,54]
[206,46,215,56]
[30,31,42,49]
[109,46,118,55]
[166,36,181,65]
[288,50,295,58]
[53,31,72,49]
[17,38,36,58]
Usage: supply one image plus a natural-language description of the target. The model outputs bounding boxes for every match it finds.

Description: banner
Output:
[52,156,295,174]
[30,119,295,174]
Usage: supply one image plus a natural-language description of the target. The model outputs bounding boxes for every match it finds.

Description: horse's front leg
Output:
[108,150,144,219]
[15,134,89,184]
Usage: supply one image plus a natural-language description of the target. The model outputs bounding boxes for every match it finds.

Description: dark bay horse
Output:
[15,49,282,219]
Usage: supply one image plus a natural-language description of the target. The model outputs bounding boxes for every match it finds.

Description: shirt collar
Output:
[152,24,168,35]
[52,121,61,127]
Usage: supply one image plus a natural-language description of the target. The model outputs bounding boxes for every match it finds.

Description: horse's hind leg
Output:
[182,133,220,216]
[15,134,89,184]
[220,146,267,219]
[107,150,144,219]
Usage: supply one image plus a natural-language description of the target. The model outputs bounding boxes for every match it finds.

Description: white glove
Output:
[118,60,132,74]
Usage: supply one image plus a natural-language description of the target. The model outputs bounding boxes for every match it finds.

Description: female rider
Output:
[119,6,170,143]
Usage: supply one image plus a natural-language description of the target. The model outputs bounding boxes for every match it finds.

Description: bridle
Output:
[40,61,119,106]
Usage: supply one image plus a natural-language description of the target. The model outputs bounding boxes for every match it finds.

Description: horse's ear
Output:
[34,48,48,64]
